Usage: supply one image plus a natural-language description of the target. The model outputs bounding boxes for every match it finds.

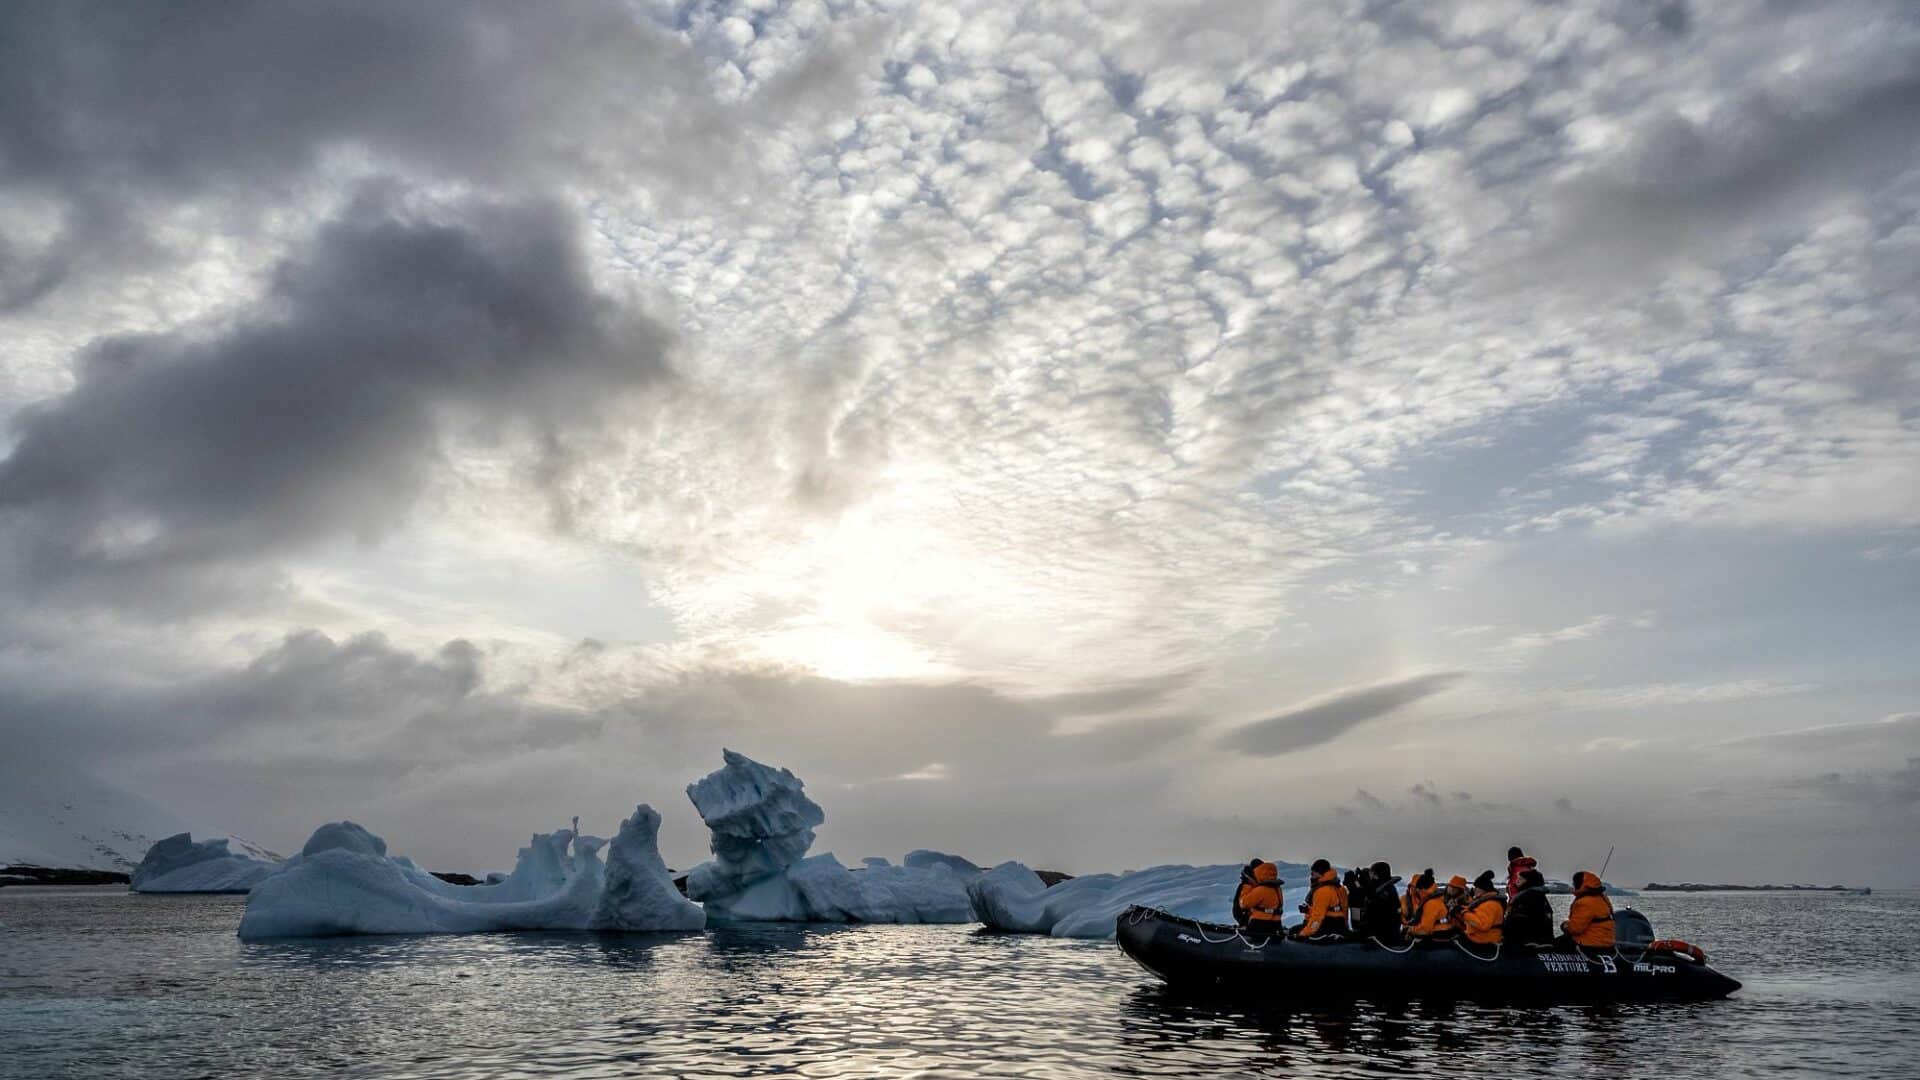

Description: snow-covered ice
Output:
[236,805,702,939]
[968,860,1314,938]
[130,833,282,893]
[682,750,979,923]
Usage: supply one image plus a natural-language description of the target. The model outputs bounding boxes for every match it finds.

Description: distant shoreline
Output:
[1643,882,1860,892]
[1,866,132,888]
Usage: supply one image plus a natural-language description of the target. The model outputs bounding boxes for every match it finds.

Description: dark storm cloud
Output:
[1219,672,1467,756]
[0,192,668,588]
[1530,66,1920,285]
[0,0,873,306]
[0,629,597,768]
[0,631,1202,868]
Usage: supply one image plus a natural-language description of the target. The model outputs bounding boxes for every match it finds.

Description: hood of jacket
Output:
[1572,870,1606,895]
[1252,861,1280,885]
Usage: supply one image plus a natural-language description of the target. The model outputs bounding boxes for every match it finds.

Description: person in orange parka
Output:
[1458,870,1506,945]
[1234,860,1285,934]
[1292,858,1350,938]
[1408,873,1461,939]
[1558,870,1616,948]
[1400,868,1434,927]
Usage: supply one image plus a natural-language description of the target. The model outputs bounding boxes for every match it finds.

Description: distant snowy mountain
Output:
[0,757,277,872]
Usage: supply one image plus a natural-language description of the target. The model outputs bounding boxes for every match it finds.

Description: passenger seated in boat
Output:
[1233,859,1285,935]
[1354,861,1404,943]
[1459,871,1506,945]
[1407,872,1459,940]
[1504,868,1555,946]
[1556,870,1615,949]
[1400,868,1433,927]
[1291,858,1350,939]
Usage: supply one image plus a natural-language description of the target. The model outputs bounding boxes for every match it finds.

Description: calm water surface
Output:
[2,887,1915,1078]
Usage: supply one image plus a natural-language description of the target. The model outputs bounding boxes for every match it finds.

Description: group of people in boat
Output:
[1233,846,1615,949]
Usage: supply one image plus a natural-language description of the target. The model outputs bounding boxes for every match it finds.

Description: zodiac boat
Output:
[1116,906,1741,1001]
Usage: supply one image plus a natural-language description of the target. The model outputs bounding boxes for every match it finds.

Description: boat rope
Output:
[1370,935,1418,954]
[1453,938,1501,963]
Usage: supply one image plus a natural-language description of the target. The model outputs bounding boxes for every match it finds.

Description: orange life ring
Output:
[1648,938,1707,962]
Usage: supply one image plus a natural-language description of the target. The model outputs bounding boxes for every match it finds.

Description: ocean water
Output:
[2,887,1915,1078]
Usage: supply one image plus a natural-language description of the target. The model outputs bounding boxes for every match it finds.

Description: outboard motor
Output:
[1614,908,1656,951]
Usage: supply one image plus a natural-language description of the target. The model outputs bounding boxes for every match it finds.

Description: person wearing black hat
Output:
[1293,857,1350,938]
[1233,859,1285,934]
[1459,870,1507,945]
[1504,867,1555,946]
[1354,860,1404,942]
[1506,846,1538,899]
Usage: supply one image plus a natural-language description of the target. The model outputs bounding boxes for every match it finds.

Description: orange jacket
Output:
[1409,892,1456,937]
[1236,862,1284,926]
[1460,892,1505,944]
[1562,871,1615,947]
[1399,885,1423,926]
[1299,869,1349,936]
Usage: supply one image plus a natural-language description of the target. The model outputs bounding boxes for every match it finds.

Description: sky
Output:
[1,0,1916,887]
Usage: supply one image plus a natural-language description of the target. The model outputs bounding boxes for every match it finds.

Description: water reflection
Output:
[4,891,1917,1079]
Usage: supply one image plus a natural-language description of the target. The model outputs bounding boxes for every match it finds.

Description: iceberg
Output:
[130,833,282,893]
[236,805,703,939]
[682,750,978,923]
[968,860,1315,939]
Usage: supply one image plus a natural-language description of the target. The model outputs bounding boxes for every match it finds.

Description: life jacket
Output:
[1235,862,1284,928]
[1409,892,1456,938]
[1399,883,1425,926]
[1564,872,1615,947]
[1299,869,1349,936]
[1460,892,1506,944]
[1505,855,1537,898]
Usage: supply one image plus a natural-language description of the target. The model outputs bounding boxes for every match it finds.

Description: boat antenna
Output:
[1599,845,1615,881]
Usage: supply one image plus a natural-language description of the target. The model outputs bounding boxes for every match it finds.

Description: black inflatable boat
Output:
[1116,906,1741,1001]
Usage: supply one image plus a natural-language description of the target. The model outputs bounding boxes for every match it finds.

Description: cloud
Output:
[1721,712,1920,752]
[1551,680,1817,712]
[0,0,857,307]
[1582,736,1647,753]
[1220,672,1467,756]
[1522,53,1920,289]
[0,191,667,601]
[1788,758,1920,808]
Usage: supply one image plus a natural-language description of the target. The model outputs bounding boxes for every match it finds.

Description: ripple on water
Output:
[1,888,1916,1078]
